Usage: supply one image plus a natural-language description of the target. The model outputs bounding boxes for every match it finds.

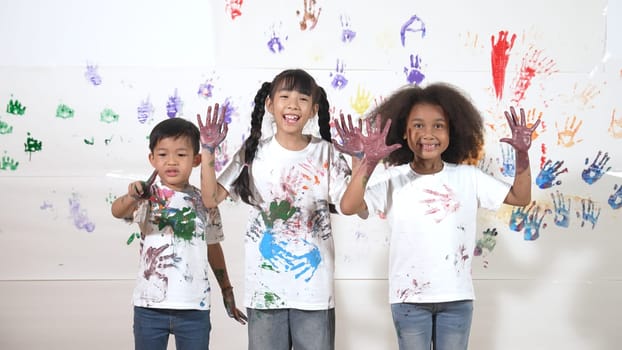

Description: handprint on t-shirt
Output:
[550,190,571,228]
[581,151,611,185]
[258,200,321,282]
[141,244,173,302]
[420,185,460,223]
[535,159,568,189]
[577,198,600,229]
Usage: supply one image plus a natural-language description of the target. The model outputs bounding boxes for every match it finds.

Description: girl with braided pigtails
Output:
[197,69,351,350]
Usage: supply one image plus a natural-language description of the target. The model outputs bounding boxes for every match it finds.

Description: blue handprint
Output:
[576,198,600,229]
[523,205,550,241]
[499,144,515,177]
[404,54,425,85]
[330,59,348,89]
[550,190,571,228]
[536,159,568,189]
[581,151,611,185]
[608,184,622,209]
[509,203,533,232]
[400,14,426,46]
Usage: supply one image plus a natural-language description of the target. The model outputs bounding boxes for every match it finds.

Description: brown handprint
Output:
[296,0,321,31]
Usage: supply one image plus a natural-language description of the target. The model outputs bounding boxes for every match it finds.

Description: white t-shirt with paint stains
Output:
[218,136,351,310]
[131,183,224,310]
[365,163,510,304]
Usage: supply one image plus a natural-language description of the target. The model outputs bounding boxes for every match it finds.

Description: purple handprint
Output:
[340,14,356,43]
[404,54,425,85]
[550,190,571,228]
[608,184,622,209]
[267,22,287,53]
[166,89,183,118]
[581,151,611,185]
[84,63,102,86]
[576,198,600,229]
[400,14,426,46]
[536,159,568,189]
[330,59,348,89]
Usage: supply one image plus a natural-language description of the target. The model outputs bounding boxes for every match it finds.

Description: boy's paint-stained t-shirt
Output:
[131,182,224,310]
[218,136,351,310]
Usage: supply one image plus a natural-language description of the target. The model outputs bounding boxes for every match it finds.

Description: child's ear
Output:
[193,154,201,167]
[148,153,156,166]
[313,103,319,117]
[265,96,274,114]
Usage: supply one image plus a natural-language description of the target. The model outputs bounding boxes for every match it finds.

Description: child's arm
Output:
[333,114,401,215]
[111,180,148,219]
[208,243,248,325]
[197,103,230,208]
[500,106,541,206]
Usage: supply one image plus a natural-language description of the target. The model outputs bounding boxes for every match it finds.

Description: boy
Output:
[111,117,246,350]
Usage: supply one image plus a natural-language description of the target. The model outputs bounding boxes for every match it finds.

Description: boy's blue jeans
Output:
[391,300,473,350]
[247,308,335,350]
[133,306,211,350]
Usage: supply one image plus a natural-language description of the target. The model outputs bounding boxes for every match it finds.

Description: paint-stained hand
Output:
[333,113,401,165]
[500,106,540,152]
[197,103,228,153]
[222,287,248,325]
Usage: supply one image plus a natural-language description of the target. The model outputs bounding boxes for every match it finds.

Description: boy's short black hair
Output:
[149,117,201,154]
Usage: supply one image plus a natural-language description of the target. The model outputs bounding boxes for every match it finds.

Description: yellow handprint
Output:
[349,85,372,116]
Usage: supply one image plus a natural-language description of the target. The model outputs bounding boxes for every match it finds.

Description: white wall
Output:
[1,0,621,349]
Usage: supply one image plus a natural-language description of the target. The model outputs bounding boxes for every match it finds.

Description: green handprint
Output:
[261,200,297,228]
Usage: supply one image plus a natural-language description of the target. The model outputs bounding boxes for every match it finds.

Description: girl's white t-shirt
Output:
[365,163,510,304]
[218,136,351,310]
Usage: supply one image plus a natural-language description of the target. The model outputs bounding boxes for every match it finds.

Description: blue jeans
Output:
[247,308,335,350]
[133,306,211,350]
[391,300,473,350]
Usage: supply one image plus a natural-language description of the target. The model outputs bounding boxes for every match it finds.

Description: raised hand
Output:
[333,113,401,165]
[500,106,540,152]
[197,103,228,153]
[332,113,364,158]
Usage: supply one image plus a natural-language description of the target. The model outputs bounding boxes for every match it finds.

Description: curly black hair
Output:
[370,82,485,166]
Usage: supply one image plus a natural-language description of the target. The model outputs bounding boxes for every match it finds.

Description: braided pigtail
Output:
[316,86,332,142]
[232,82,271,207]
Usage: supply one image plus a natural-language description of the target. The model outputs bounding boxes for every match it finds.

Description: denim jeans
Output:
[391,300,473,350]
[133,306,211,350]
[247,308,335,350]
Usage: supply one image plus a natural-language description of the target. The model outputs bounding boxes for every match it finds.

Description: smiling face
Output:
[404,103,449,172]
[149,136,200,191]
[265,87,318,144]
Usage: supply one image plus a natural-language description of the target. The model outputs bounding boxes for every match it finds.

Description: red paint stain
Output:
[490,30,517,101]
